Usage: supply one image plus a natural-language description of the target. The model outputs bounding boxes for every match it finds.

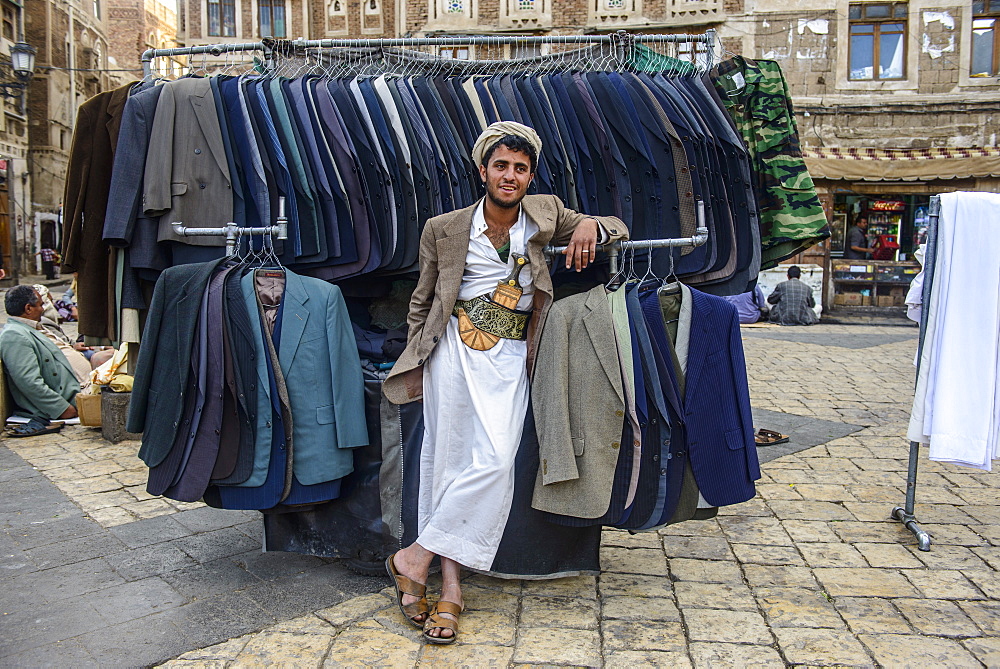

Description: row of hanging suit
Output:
[63,55,828,345]
[124,256,369,509]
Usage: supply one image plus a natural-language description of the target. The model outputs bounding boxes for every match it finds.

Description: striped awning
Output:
[803,147,1000,182]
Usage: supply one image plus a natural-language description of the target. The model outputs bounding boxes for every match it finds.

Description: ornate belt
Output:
[453,296,532,341]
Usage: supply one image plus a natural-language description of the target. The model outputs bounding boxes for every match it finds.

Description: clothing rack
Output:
[890,194,938,552]
[545,200,708,274]
[171,198,289,256]
[140,30,717,80]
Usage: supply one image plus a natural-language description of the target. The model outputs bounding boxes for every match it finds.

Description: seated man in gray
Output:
[0,285,80,423]
[767,266,819,326]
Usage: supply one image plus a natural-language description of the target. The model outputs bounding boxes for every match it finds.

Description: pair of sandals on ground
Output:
[386,553,464,645]
[5,417,64,438]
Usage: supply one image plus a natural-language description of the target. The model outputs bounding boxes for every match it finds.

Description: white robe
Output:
[416,202,536,570]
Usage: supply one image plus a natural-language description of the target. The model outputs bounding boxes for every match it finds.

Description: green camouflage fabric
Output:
[711,56,830,269]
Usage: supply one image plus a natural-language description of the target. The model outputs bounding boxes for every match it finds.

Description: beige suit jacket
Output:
[383,195,627,405]
[530,285,626,518]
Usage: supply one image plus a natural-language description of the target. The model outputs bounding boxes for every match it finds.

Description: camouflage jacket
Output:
[711,56,830,269]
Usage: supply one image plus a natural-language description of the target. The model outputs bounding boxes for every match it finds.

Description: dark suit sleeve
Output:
[143,84,175,215]
[727,306,761,481]
[767,284,782,305]
[405,221,439,339]
[327,285,368,449]
[104,95,150,246]
[125,272,167,433]
[61,104,95,273]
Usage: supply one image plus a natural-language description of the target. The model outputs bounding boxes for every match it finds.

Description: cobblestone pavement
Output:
[8,322,1000,667]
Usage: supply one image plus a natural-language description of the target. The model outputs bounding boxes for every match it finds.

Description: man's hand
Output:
[58,405,78,419]
[72,342,91,352]
[565,218,599,272]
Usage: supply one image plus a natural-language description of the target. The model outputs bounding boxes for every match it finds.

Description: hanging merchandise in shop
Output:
[61,34,825,575]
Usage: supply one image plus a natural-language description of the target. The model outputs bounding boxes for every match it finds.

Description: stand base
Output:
[891,506,932,551]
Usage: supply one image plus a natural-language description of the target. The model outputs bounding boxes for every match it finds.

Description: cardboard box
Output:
[893,295,906,306]
[877,296,895,307]
[77,393,102,427]
[841,293,864,306]
[834,294,847,305]
[861,296,873,306]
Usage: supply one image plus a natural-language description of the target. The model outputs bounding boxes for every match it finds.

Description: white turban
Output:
[471,121,543,169]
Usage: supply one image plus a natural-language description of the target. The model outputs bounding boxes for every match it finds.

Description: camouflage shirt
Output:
[711,57,830,269]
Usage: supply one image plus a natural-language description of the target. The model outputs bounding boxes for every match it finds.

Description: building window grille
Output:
[208,0,237,36]
[440,46,470,58]
[848,2,907,80]
[2,4,15,42]
[973,0,1000,77]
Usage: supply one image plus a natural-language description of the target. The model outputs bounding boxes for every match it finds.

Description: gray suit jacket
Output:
[382,195,627,405]
[530,285,626,518]
[144,78,232,245]
[0,320,79,420]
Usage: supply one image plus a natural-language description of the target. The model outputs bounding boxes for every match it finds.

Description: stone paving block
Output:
[122,498,176,520]
[662,536,735,561]
[908,544,991,571]
[955,489,1000,505]
[688,642,784,668]
[965,571,1000,599]
[170,526,260,563]
[731,543,805,566]
[597,573,674,600]
[893,598,981,638]
[419,642,514,667]
[315,593,391,628]
[972,546,1000,570]
[969,525,1000,548]
[657,519,724,537]
[0,639,97,667]
[74,489,136,511]
[847,484,906,503]
[87,506,136,527]
[233,630,332,667]
[755,483,803,500]
[324,624,420,668]
[768,500,856,522]
[717,516,793,545]
[105,542,197,581]
[834,597,911,635]
[521,596,599,629]
[601,620,686,652]
[6,514,103,550]
[755,586,844,629]
[717,498,773,517]
[513,627,601,665]
[860,634,980,667]
[743,565,819,589]
[781,520,841,543]
[24,531,127,569]
[963,637,1000,666]
[673,581,757,612]
[957,601,1000,635]
[605,649,692,668]
[601,595,679,622]
[73,459,125,478]
[460,585,520,616]
[600,529,662,549]
[520,575,595,599]
[813,567,920,599]
[791,483,856,502]
[829,520,913,544]
[449,610,516,646]
[853,542,924,568]
[108,514,190,548]
[685,608,772,645]
[668,558,744,584]
[773,627,872,666]
[270,614,337,635]
[916,524,990,548]
[798,542,868,568]
[599,546,667,576]
[761,469,816,485]
[902,568,986,601]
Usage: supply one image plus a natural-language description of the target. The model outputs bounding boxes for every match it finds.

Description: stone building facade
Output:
[107,0,183,81]
[0,0,29,273]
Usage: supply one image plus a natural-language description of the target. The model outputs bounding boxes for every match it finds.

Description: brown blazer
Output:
[61,82,137,340]
[383,194,627,405]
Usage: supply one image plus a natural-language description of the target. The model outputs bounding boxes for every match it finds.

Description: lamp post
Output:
[2,42,34,282]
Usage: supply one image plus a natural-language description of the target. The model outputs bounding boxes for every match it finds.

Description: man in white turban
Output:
[383,122,628,644]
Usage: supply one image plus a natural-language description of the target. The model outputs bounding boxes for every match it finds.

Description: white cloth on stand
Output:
[416,202,535,570]
[907,191,1000,470]
[904,245,925,325]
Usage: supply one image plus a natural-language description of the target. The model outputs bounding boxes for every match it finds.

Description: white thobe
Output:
[417,202,536,570]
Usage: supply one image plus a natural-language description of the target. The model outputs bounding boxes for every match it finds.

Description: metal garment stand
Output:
[545,200,708,274]
[140,30,717,80]
[171,198,289,255]
[890,194,939,552]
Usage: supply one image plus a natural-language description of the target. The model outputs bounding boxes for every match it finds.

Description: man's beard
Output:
[485,181,525,209]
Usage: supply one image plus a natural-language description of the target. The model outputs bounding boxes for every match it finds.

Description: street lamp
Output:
[0,41,35,100]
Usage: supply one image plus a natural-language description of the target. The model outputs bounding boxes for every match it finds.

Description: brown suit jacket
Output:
[383,194,627,405]
[61,82,137,340]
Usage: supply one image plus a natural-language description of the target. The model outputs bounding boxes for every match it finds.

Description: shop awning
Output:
[803,147,1000,182]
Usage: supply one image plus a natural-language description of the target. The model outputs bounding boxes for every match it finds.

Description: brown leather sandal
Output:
[385,553,429,628]
[422,600,464,645]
